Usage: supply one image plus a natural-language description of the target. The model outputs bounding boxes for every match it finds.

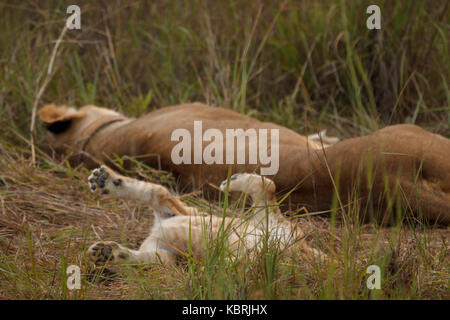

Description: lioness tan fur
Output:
[39,103,450,225]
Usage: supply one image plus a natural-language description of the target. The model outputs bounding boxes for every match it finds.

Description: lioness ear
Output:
[39,104,85,134]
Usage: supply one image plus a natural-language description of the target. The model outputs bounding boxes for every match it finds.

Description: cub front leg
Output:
[88,165,169,202]
[88,165,173,209]
[88,165,197,216]
[88,165,133,198]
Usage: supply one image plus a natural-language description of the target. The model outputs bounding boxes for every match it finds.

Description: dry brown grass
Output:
[0,141,448,299]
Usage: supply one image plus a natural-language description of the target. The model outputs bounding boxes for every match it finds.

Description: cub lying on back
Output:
[87,166,325,266]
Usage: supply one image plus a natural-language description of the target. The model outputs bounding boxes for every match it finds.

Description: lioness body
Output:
[40,102,450,224]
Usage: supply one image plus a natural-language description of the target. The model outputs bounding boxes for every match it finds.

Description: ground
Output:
[0,150,448,299]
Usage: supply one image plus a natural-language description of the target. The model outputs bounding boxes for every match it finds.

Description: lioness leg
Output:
[311,124,450,225]
[374,125,450,224]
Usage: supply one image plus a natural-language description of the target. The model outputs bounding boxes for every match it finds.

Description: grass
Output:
[0,0,449,299]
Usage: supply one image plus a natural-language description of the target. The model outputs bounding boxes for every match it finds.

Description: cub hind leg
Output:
[87,240,176,266]
[220,173,327,263]
[219,173,277,208]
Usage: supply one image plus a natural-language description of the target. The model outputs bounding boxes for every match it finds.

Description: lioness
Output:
[39,103,450,225]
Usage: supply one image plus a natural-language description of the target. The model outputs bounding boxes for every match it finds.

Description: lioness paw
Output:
[88,166,122,195]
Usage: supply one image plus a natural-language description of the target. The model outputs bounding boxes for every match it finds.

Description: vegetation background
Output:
[0,0,448,299]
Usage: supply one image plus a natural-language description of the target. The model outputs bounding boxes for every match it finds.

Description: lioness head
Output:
[39,104,124,156]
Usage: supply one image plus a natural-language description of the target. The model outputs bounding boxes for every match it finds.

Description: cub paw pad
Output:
[88,242,116,264]
[220,173,241,190]
[87,166,120,194]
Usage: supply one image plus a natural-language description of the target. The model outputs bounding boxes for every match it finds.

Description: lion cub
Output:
[87,166,324,266]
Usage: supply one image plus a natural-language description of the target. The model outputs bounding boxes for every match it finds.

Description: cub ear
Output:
[39,104,85,134]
